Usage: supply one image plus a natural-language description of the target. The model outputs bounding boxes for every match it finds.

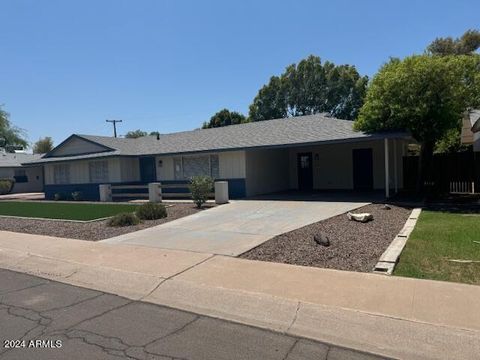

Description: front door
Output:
[352,148,373,190]
[297,152,313,191]
[139,157,157,183]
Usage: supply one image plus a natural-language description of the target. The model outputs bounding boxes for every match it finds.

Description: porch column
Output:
[384,138,390,198]
[393,139,398,194]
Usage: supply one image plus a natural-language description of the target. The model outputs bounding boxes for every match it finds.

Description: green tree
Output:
[249,55,368,121]
[434,127,470,154]
[125,129,148,138]
[0,106,28,152]
[249,76,288,121]
[202,109,248,128]
[32,136,54,154]
[426,29,480,152]
[354,55,480,190]
[427,29,480,56]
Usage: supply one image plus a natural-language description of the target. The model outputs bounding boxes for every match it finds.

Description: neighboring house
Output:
[0,151,44,193]
[461,109,480,151]
[24,114,411,200]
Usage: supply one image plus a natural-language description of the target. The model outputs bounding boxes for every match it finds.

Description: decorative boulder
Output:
[314,233,330,247]
[347,212,373,223]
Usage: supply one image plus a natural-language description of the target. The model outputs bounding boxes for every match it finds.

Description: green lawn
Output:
[0,201,139,221]
[394,210,480,285]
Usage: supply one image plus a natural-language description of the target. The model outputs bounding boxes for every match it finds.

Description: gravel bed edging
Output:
[373,208,422,275]
[240,203,412,273]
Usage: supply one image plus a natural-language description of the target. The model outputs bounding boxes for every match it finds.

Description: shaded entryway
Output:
[353,148,374,191]
[103,197,370,256]
[297,152,313,190]
[139,157,157,183]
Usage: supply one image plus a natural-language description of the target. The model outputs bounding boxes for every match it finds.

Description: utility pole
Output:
[106,119,122,138]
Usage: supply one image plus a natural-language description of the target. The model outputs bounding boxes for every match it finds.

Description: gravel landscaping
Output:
[0,203,213,241]
[241,203,412,272]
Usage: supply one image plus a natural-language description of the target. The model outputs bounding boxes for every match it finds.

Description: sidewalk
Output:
[0,230,479,359]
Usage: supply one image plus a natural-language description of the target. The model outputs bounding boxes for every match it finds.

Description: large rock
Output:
[347,212,373,223]
[314,233,330,247]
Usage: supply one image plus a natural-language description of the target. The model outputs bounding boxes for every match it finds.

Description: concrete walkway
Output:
[0,231,479,359]
[103,199,369,255]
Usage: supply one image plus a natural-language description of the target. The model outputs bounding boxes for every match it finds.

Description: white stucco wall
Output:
[288,139,405,190]
[155,151,246,181]
[219,151,246,178]
[156,156,175,181]
[245,148,290,196]
[0,168,12,178]
[0,166,43,193]
[49,137,107,157]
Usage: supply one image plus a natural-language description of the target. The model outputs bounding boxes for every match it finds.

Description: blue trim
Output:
[14,176,28,183]
[220,178,246,198]
[160,178,246,199]
[45,181,148,201]
[45,178,247,201]
[139,156,157,182]
[45,183,102,201]
[160,180,191,194]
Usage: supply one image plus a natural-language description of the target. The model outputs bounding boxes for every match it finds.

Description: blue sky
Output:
[1,0,478,147]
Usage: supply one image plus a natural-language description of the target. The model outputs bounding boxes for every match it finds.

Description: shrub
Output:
[71,191,83,201]
[189,175,214,208]
[107,212,140,227]
[136,202,167,220]
[54,192,67,201]
[0,178,15,195]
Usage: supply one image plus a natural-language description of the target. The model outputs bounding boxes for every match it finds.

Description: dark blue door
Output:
[352,148,373,190]
[297,153,313,190]
[140,157,156,183]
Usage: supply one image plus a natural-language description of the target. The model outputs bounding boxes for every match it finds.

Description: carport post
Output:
[384,138,390,198]
[393,139,398,194]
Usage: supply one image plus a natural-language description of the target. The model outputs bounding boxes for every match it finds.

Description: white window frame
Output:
[174,154,220,180]
[89,160,109,183]
[53,164,70,184]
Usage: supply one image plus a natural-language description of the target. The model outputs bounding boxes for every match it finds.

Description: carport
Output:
[244,136,408,199]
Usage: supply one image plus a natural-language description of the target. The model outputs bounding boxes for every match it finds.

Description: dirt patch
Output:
[0,203,214,241]
[240,204,411,272]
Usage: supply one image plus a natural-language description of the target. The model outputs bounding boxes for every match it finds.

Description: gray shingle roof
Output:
[25,114,410,164]
[0,152,43,168]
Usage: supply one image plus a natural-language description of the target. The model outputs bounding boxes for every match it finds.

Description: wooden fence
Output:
[403,150,480,193]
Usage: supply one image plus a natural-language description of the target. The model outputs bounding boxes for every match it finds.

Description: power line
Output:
[105,119,122,138]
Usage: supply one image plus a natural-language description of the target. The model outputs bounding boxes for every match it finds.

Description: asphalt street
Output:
[0,269,388,360]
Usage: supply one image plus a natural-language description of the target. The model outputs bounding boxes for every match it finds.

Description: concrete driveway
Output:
[104,198,369,256]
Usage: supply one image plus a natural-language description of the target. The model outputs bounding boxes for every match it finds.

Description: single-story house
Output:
[24,114,411,200]
[0,151,44,193]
